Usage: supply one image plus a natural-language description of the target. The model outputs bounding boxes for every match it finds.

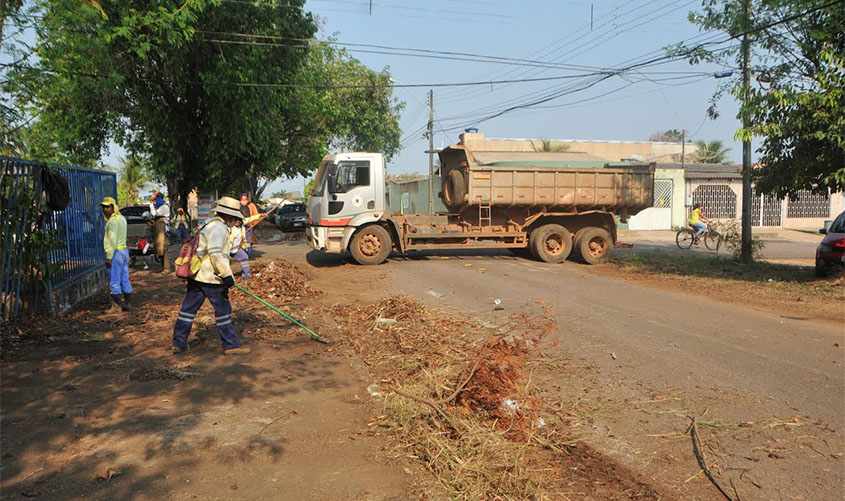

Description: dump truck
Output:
[306,142,654,265]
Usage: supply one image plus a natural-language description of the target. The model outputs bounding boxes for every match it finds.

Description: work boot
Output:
[122,293,134,312]
[172,346,188,354]
[107,294,123,313]
[222,346,251,355]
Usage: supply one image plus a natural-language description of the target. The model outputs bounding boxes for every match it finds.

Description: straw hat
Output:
[213,196,244,220]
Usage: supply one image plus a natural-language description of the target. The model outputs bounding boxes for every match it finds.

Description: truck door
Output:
[326,159,376,224]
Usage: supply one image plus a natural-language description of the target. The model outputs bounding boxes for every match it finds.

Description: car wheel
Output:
[815,258,828,277]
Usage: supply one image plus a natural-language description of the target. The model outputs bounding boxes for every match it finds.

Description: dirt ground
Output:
[0,265,411,500]
[2,234,842,499]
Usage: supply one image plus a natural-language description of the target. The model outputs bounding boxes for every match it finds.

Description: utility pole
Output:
[740,0,753,263]
[428,89,434,215]
[681,128,686,168]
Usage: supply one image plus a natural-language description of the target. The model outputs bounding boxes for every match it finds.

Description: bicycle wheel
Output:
[676,228,695,249]
[704,231,722,251]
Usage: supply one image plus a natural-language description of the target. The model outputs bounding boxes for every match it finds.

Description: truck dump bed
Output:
[438,145,654,215]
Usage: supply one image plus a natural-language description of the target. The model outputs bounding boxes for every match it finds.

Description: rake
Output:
[234,284,332,345]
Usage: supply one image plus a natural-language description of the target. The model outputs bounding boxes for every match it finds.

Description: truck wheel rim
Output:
[545,234,564,255]
[361,234,381,256]
[588,237,606,257]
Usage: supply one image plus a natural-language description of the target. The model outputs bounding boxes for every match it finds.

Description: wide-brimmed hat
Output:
[213,196,244,220]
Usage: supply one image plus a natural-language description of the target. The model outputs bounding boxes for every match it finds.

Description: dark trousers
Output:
[172,280,241,349]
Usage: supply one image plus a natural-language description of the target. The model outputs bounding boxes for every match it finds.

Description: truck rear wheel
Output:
[531,224,573,263]
[349,225,392,265]
[573,227,612,264]
[442,169,466,210]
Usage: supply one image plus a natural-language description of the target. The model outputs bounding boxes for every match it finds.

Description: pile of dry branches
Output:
[329,296,567,498]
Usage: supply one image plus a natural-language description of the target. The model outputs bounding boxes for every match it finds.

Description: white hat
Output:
[213,196,244,220]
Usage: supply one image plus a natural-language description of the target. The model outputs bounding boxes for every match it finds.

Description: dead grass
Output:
[607,252,843,323]
[327,296,583,499]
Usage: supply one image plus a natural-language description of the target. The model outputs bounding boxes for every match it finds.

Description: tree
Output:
[530,139,570,152]
[5,1,403,211]
[648,129,686,143]
[117,156,150,206]
[692,140,732,164]
[671,0,844,197]
[270,189,289,199]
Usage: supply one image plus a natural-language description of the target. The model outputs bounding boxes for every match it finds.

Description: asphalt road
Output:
[368,251,844,426]
[264,236,841,430]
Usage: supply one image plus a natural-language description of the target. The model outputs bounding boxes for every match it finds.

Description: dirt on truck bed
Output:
[0,255,680,500]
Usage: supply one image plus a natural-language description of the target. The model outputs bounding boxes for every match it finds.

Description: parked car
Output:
[816,211,845,277]
[120,205,152,246]
[275,203,307,231]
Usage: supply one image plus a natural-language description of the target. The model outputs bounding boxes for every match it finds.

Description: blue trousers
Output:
[692,221,707,236]
[245,227,254,256]
[176,226,189,243]
[231,248,251,278]
[172,280,241,350]
[109,249,132,295]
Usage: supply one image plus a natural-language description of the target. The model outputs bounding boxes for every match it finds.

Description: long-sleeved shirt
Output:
[103,214,128,259]
[149,200,170,218]
[194,216,234,284]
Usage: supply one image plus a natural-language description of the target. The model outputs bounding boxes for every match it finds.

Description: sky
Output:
[263,0,746,196]
[3,0,751,198]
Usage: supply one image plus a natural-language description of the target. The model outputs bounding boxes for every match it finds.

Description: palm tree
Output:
[118,156,150,205]
[693,140,732,164]
[530,138,570,152]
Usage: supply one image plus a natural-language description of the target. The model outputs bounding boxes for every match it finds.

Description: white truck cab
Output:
[306,152,391,262]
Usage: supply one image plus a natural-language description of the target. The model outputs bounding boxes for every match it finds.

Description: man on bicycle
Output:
[689,202,710,244]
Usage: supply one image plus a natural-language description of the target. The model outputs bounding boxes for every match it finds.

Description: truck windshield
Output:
[312,160,331,197]
[330,160,370,194]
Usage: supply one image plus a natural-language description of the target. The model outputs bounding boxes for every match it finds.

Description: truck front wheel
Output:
[573,227,612,264]
[531,224,573,263]
[349,225,392,265]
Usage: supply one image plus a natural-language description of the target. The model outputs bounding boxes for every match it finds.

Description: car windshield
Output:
[830,212,845,233]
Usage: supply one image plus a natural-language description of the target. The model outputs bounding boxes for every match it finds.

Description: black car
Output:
[120,205,152,244]
[275,203,307,231]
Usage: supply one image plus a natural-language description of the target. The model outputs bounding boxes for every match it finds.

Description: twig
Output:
[689,415,735,501]
[393,386,459,430]
[257,411,294,436]
[434,357,481,405]
[21,458,46,483]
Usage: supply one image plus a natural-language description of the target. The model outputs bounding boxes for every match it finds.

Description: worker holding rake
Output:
[171,196,251,355]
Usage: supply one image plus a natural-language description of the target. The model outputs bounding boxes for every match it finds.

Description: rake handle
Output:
[234,284,331,345]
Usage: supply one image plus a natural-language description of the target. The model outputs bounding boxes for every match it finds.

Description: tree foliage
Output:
[672,0,844,197]
[648,129,686,143]
[692,140,732,164]
[4,0,403,208]
[530,139,570,152]
[117,156,150,206]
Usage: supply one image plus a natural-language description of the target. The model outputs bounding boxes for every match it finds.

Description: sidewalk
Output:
[619,227,822,244]
[0,270,410,500]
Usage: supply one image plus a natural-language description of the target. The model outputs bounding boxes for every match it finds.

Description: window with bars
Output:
[691,184,737,218]
[786,190,830,218]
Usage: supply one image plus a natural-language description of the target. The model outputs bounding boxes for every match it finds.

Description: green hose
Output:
[234,284,332,345]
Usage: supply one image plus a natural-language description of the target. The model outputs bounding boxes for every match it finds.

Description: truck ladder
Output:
[478,201,492,228]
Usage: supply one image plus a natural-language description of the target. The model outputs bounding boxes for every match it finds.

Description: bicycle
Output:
[676,223,722,251]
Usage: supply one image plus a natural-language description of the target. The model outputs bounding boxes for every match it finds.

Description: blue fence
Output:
[1,156,117,323]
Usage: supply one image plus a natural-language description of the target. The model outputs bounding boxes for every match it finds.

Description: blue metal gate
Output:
[1,156,117,323]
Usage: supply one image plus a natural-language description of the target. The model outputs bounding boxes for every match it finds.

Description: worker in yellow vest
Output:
[101,197,133,313]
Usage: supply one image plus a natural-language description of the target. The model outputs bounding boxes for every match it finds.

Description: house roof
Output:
[656,162,742,179]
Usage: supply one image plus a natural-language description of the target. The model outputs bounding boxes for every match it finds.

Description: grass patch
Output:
[613,251,838,292]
